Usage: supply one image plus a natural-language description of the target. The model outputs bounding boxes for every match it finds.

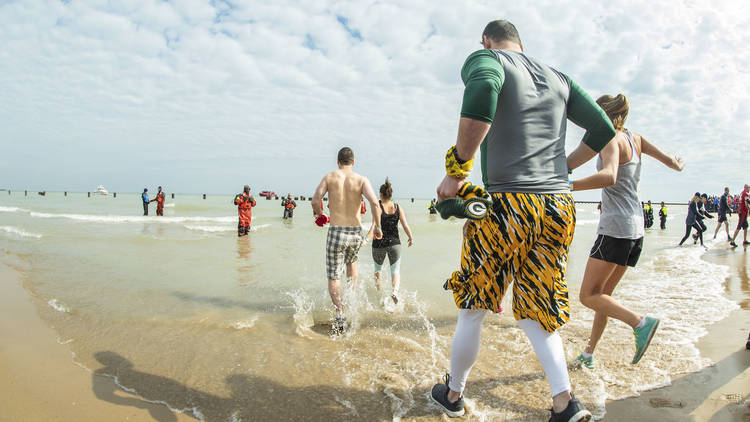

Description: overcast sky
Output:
[1,0,748,200]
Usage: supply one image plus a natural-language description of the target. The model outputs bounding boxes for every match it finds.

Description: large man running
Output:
[429,20,615,421]
[312,147,382,332]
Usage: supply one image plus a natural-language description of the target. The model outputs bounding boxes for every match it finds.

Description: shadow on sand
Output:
[91,350,563,421]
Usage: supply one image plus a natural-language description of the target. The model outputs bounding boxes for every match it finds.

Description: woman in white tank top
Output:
[566,94,684,368]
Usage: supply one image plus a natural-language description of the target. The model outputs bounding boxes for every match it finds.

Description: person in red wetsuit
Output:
[234,185,256,236]
[155,186,166,216]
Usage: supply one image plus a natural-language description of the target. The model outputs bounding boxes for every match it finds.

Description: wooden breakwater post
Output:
[203,194,206,199]
[64,191,67,196]
[171,193,175,199]
[25,190,28,196]
[88,192,91,197]
[113,192,117,198]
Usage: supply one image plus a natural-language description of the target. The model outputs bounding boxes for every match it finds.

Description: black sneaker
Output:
[549,393,591,422]
[331,316,348,334]
[730,241,738,248]
[430,374,465,417]
[744,241,750,246]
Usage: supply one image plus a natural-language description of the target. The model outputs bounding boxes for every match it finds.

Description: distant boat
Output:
[259,190,277,199]
[96,185,109,195]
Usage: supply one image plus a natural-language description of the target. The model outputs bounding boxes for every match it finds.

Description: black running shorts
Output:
[589,234,643,267]
[717,212,727,223]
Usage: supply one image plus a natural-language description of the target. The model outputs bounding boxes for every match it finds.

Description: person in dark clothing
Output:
[428,199,438,215]
[142,188,150,216]
[281,194,296,219]
[692,193,713,242]
[679,193,704,246]
[658,202,668,229]
[714,187,731,240]
[365,178,414,304]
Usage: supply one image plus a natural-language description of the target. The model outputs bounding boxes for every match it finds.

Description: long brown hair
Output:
[379,178,392,200]
[596,94,629,131]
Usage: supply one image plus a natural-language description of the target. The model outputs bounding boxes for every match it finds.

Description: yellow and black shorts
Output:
[443,193,576,333]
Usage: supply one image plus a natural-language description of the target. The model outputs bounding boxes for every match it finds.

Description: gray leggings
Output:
[372,244,402,275]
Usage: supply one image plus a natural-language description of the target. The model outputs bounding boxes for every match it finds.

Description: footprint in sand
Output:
[649,397,685,408]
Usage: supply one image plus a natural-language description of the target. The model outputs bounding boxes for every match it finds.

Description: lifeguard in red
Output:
[234,185,256,236]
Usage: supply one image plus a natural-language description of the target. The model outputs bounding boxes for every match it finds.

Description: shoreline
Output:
[0,245,747,421]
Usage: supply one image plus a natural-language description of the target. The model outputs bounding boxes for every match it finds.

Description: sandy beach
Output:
[1,244,748,421]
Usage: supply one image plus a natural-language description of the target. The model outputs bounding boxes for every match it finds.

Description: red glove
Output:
[315,214,330,227]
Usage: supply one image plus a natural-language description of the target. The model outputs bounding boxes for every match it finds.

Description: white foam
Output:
[287,289,315,338]
[184,223,270,233]
[231,316,258,330]
[29,211,235,224]
[0,226,42,238]
[48,299,70,313]
[0,206,27,213]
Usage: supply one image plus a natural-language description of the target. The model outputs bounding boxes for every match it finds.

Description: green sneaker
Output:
[632,316,660,364]
[575,353,594,369]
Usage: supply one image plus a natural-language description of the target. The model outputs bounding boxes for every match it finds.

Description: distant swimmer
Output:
[364,178,414,304]
[233,185,256,237]
[311,147,381,333]
[155,186,165,216]
[428,198,437,214]
[714,187,732,240]
[658,201,668,229]
[430,20,616,421]
[568,93,683,371]
[679,192,705,246]
[141,188,150,216]
[729,184,750,248]
[281,194,296,219]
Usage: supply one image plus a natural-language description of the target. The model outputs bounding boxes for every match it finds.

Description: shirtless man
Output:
[312,147,382,331]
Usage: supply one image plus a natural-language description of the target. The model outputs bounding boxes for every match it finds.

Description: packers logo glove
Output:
[435,183,492,221]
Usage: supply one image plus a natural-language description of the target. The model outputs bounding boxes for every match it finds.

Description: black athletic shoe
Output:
[744,241,750,246]
[331,316,347,334]
[430,374,465,417]
[730,241,738,248]
[549,393,591,422]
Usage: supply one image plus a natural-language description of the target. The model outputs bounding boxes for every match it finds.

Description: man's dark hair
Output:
[482,20,522,46]
[337,147,354,165]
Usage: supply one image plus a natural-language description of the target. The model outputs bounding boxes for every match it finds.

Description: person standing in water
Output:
[430,19,617,421]
[365,178,414,304]
[141,188,150,216]
[282,194,296,219]
[568,93,683,370]
[155,186,166,216]
[234,185,256,237]
[730,184,750,248]
[428,199,438,215]
[658,201,668,229]
[679,193,705,246]
[312,147,381,332]
[714,187,731,240]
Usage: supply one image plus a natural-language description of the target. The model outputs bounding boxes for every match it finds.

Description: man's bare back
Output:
[321,169,368,226]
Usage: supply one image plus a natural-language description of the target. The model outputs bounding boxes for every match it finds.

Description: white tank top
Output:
[596,130,644,239]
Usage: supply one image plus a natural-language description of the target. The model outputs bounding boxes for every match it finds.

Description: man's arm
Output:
[565,76,616,171]
[311,176,327,217]
[437,51,503,201]
[362,177,382,240]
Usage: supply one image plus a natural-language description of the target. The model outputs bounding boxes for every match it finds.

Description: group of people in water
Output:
[302,19,692,422]
[225,19,746,421]
[678,186,750,248]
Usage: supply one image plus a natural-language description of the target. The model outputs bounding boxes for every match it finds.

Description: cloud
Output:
[0,0,748,199]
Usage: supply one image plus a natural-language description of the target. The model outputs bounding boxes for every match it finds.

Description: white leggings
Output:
[448,309,571,397]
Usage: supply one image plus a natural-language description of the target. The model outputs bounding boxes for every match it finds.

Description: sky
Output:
[1,0,749,201]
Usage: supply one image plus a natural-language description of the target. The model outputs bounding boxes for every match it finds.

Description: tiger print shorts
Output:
[443,193,576,333]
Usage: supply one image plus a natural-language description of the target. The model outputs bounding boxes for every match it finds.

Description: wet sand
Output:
[0,246,748,421]
[605,245,750,421]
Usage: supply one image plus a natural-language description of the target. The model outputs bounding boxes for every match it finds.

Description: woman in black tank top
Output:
[365,179,414,304]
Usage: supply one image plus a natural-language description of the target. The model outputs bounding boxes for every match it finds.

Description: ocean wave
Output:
[183,223,270,233]
[28,211,235,224]
[0,226,42,238]
[0,206,28,213]
[48,299,70,313]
